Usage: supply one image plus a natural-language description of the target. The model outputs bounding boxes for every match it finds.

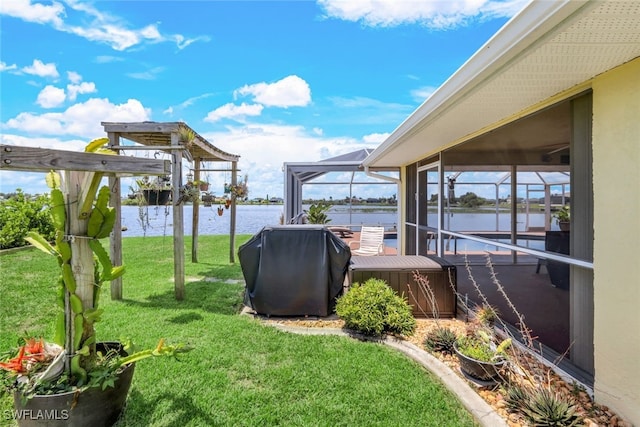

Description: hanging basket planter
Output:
[202,193,214,207]
[223,183,231,194]
[199,182,210,192]
[225,199,231,209]
[217,206,224,216]
[142,189,172,206]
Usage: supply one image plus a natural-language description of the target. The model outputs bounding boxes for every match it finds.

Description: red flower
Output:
[0,337,48,374]
[0,346,27,374]
[24,338,46,362]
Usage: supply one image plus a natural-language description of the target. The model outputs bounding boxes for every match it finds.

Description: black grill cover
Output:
[239,225,351,316]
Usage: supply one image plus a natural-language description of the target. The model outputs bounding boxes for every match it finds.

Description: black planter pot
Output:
[13,342,135,427]
[453,343,505,381]
[142,189,171,205]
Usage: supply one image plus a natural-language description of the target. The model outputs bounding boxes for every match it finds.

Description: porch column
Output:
[570,93,594,374]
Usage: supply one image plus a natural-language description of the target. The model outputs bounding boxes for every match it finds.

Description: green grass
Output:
[0,235,476,427]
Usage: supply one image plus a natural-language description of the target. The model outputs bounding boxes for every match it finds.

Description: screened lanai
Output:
[283,148,400,225]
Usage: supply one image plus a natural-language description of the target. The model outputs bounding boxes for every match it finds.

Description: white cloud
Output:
[4,98,150,138]
[164,93,215,117]
[126,67,165,80]
[0,0,64,26]
[67,71,82,84]
[67,82,97,101]
[410,86,438,103]
[0,61,18,72]
[0,133,87,152]
[235,75,312,108]
[363,132,389,144]
[204,103,264,123]
[0,0,207,51]
[317,0,527,29]
[95,55,124,64]
[22,59,59,78]
[36,85,66,108]
[203,123,373,200]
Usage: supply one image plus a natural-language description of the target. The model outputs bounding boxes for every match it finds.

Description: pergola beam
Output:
[0,145,170,175]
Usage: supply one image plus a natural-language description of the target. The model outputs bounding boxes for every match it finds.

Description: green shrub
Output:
[336,278,416,336]
[0,190,55,249]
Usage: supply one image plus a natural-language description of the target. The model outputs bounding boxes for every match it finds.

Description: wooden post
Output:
[171,132,185,300]
[229,161,237,263]
[67,171,95,310]
[192,157,201,263]
[107,132,123,300]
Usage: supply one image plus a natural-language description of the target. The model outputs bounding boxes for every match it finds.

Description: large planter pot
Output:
[142,189,171,205]
[453,343,505,381]
[13,342,135,427]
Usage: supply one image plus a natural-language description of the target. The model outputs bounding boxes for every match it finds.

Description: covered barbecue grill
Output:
[239,225,351,317]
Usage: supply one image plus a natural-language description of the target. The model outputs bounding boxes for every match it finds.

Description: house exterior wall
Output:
[592,57,640,425]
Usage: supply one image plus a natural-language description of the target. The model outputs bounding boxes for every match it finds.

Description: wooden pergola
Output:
[102,122,240,300]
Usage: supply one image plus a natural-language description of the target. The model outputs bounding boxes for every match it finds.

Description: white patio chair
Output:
[349,226,385,256]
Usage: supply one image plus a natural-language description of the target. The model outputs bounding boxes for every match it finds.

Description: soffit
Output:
[365,1,640,168]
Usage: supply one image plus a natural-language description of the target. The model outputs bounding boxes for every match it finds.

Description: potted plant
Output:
[304,203,332,225]
[201,192,214,207]
[135,176,172,205]
[453,328,511,381]
[552,205,570,231]
[0,138,190,426]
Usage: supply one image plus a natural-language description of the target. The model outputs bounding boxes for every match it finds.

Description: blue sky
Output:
[0,0,528,200]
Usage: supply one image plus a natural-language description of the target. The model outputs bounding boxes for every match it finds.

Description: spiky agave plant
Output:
[522,387,583,426]
[423,326,457,355]
[504,383,530,414]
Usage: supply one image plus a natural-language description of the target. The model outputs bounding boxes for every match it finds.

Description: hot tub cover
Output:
[239,225,351,316]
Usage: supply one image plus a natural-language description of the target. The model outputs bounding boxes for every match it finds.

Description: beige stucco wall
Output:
[592,57,640,425]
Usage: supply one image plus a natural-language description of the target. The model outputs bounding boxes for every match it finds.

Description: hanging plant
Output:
[217,206,224,216]
[177,183,199,205]
[223,183,231,194]
[230,175,249,201]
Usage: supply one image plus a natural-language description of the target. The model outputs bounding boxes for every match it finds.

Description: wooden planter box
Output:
[349,255,457,318]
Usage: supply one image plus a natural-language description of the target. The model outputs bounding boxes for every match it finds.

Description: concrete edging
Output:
[268,323,507,427]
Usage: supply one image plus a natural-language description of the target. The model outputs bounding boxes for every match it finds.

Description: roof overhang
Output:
[364,0,640,168]
[284,148,397,183]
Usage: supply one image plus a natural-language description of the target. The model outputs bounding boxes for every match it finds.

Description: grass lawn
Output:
[0,235,476,426]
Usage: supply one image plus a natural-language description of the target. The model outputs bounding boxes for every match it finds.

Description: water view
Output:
[121,204,552,241]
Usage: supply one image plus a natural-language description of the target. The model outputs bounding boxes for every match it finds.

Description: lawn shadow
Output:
[118,388,219,427]
[167,312,204,324]
[119,280,245,316]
